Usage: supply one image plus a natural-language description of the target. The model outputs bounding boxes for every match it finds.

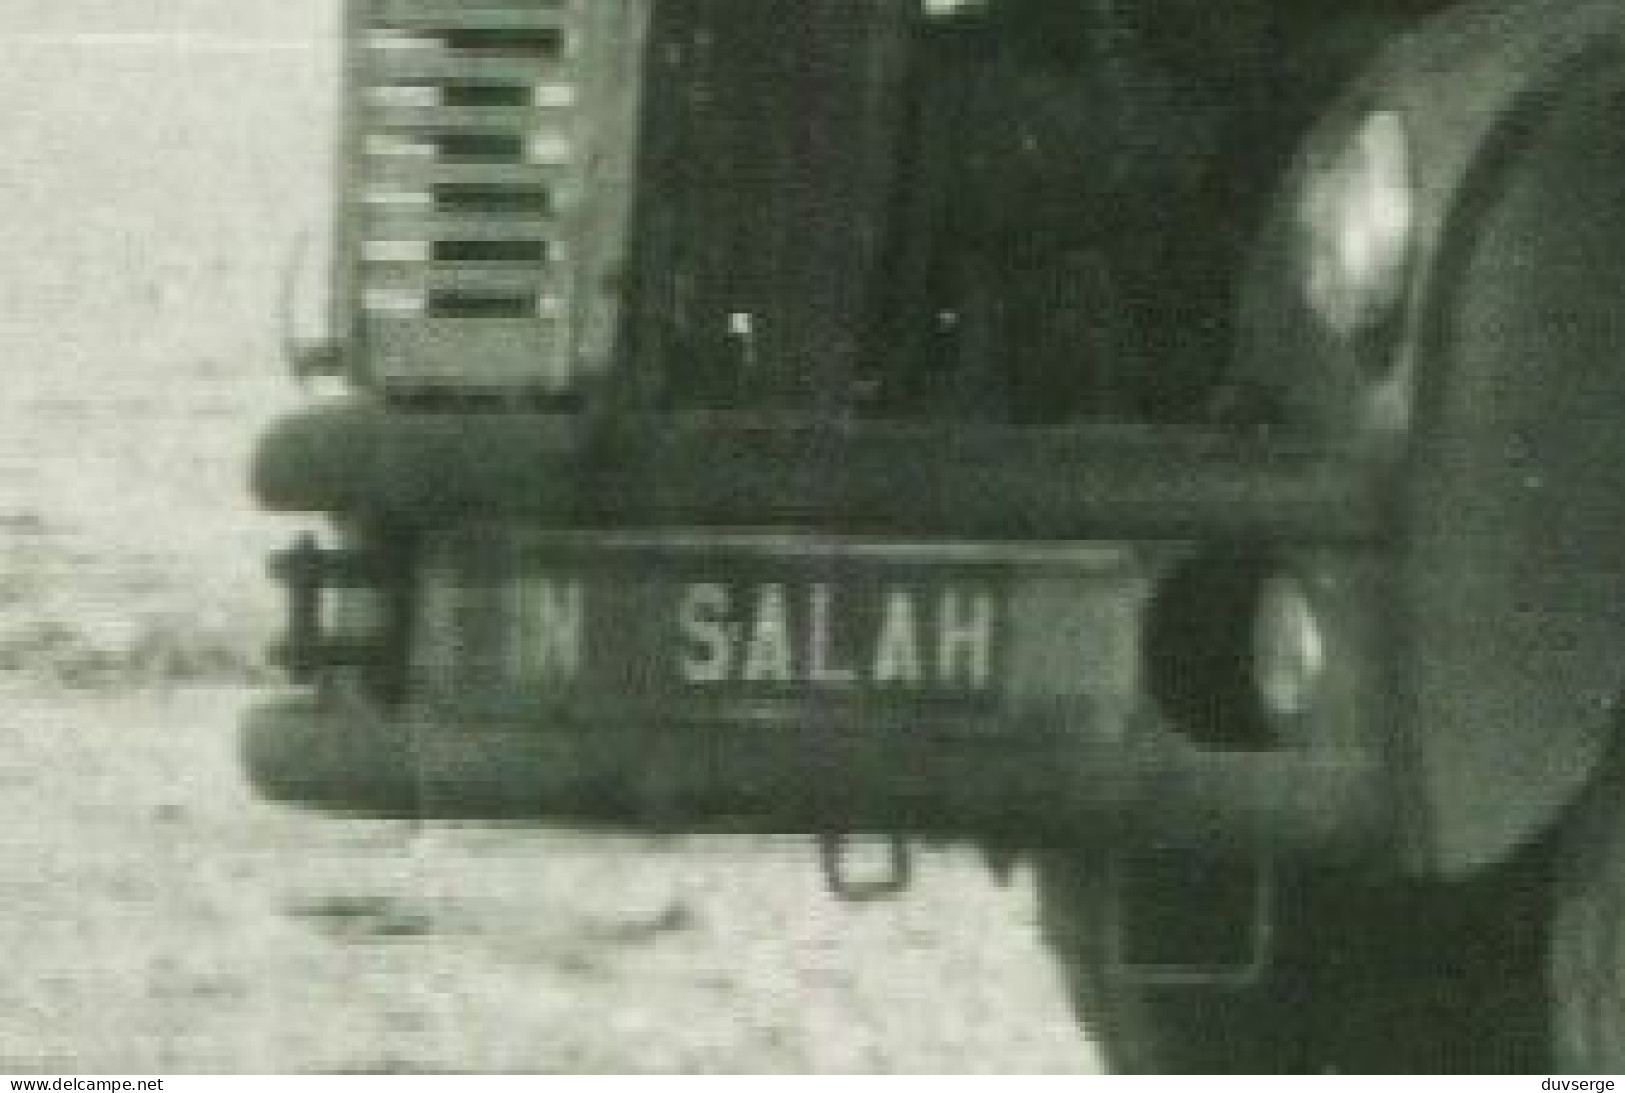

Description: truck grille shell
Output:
[341,0,650,396]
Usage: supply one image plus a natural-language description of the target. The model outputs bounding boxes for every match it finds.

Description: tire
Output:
[1034,851,1553,1073]
[1548,748,1625,1071]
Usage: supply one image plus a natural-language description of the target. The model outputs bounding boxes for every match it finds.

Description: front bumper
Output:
[243,680,1385,856]
[251,401,1386,543]
[246,403,1394,857]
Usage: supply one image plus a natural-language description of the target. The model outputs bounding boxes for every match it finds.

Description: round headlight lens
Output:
[1299,110,1415,337]
[1252,575,1326,720]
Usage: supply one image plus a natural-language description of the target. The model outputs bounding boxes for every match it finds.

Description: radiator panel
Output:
[340,0,650,396]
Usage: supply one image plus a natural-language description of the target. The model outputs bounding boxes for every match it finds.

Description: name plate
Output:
[412,534,1144,715]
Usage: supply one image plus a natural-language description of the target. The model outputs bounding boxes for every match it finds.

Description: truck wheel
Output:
[1034,852,1551,1072]
[1548,747,1625,1071]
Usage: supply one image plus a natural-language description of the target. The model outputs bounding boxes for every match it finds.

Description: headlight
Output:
[1299,110,1415,337]
[920,0,988,16]
[1252,574,1326,720]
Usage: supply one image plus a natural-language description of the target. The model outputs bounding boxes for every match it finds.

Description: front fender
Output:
[1243,0,1625,877]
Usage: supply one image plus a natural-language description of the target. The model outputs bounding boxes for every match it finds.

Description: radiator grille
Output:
[343,0,650,396]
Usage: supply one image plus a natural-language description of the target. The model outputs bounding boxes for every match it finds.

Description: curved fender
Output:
[1241,0,1625,877]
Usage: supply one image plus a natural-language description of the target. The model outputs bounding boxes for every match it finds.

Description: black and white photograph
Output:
[7,0,1625,1074]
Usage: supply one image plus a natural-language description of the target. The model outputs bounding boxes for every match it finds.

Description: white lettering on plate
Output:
[678,582,733,683]
[938,589,995,689]
[873,591,923,685]
[808,584,858,685]
[675,582,997,690]
[741,583,795,682]
[509,577,584,682]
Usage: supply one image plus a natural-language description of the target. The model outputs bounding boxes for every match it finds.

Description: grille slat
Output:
[361,207,566,243]
[365,51,566,83]
[374,0,571,13]
[367,104,571,133]
[364,157,572,187]
[344,0,650,394]
[363,261,562,295]
[371,3,576,34]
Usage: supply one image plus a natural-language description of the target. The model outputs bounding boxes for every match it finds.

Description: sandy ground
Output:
[0,685,1094,1073]
[0,4,1098,1073]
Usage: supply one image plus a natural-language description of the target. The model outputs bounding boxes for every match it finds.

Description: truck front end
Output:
[247,0,1395,858]
[244,0,1625,1071]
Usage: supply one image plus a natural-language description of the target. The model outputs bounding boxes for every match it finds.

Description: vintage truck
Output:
[243,0,1625,1071]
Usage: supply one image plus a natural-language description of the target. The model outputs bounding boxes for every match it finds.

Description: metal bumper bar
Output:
[241,685,1387,857]
[251,401,1390,543]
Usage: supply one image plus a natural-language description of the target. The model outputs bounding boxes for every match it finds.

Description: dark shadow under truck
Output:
[245,0,1625,1071]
